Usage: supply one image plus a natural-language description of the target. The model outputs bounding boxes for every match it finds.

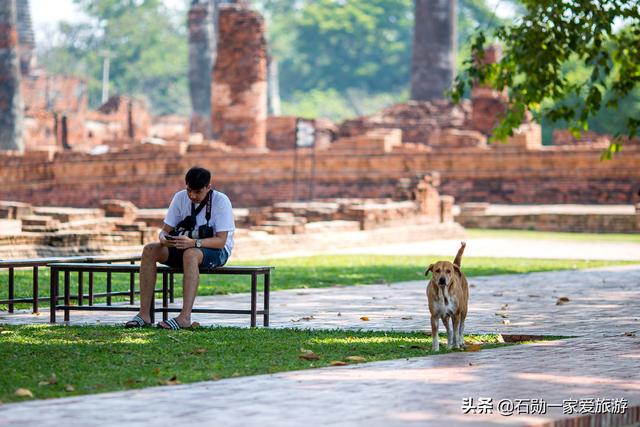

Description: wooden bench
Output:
[48,263,273,327]
[0,254,141,314]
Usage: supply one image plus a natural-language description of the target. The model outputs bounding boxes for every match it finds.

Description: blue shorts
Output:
[163,247,229,270]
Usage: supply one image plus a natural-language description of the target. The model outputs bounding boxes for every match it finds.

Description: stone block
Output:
[100,199,138,221]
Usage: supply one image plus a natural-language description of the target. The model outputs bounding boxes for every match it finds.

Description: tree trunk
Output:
[188,0,214,137]
[410,0,457,101]
[16,0,35,76]
[0,0,24,152]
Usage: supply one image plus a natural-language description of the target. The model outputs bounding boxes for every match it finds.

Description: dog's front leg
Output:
[443,315,453,349]
[430,316,440,351]
[452,315,462,349]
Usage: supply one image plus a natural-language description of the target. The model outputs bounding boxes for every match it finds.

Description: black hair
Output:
[185,167,211,190]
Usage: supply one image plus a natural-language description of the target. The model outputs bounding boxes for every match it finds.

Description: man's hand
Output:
[171,235,195,250]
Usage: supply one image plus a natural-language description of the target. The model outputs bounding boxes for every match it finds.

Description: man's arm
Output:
[159,223,175,247]
[171,231,228,250]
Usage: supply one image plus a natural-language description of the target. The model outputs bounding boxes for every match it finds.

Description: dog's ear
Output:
[453,264,462,277]
[424,264,434,276]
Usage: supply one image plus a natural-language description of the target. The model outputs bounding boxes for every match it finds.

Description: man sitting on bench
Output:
[125,166,235,329]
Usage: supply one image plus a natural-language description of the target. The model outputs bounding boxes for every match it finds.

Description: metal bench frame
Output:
[48,263,273,327]
[0,255,142,314]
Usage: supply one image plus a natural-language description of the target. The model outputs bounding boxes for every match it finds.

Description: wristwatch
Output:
[195,239,202,248]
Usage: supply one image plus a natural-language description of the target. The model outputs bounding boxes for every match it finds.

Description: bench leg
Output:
[8,268,14,313]
[129,262,135,305]
[64,271,71,322]
[77,271,83,306]
[88,272,94,306]
[33,267,39,314]
[264,272,270,327]
[250,273,257,328]
[162,272,168,322]
[50,268,58,323]
[106,271,112,306]
[169,273,175,303]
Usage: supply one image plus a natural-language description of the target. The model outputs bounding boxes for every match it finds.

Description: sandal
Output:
[124,315,152,328]
[157,318,190,330]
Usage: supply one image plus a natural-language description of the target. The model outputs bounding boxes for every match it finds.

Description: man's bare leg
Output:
[158,248,203,328]
[135,243,169,323]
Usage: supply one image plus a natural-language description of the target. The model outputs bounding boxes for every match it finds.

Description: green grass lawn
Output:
[1,254,637,309]
[466,228,640,243]
[0,324,557,403]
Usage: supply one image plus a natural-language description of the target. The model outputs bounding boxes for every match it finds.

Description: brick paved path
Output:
[1,265,639,426]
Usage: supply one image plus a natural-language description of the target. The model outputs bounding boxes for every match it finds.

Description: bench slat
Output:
[48,263,273,274]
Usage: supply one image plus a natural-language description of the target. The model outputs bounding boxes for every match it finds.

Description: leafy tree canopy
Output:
[253,0,513,99]
[451,0,640,157]
[40,0,189,115]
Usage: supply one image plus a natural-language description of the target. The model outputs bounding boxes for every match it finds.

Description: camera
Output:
[170,222,214,239]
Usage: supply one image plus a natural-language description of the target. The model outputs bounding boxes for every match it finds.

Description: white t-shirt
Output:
[163,189,235,256]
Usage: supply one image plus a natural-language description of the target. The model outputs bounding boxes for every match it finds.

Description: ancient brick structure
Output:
[340,100,471,144]
[188,0,213,137]
[22,72,87,151]
[1,136,639,208]
[470,45,509,136]
[0,0,24,152]
[411,0,457,101]
[211,5,267,149]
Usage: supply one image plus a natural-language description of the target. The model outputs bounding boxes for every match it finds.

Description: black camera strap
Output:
[190,190,213,225]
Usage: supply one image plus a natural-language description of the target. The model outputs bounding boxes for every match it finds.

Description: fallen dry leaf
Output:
[299,350,320,361]
[64,384,75,392]
[14,388,33,398]
[210,375,221,381]
[465,344,482,352]
[556,297,570,305]
[345,356,366,363]
[330,361,348,366]
[191,322,201,328]
[192,348,208,355]
[38,373,58,387]
[124,379,137,386]
[360,316,370,321]
[160,375,181,386]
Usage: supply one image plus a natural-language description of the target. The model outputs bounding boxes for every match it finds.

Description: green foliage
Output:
[40,0,189,115]
[253,0,513,118]
[0,324,512,402]
[452,0,640,155]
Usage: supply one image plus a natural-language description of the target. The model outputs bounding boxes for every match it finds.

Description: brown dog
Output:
[425,242,468,351]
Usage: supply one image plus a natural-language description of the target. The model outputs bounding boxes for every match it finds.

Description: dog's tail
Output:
[453,241,466,267]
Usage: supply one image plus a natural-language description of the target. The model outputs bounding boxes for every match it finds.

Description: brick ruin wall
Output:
[1,143,639,208]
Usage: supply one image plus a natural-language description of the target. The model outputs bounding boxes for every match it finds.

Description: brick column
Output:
[212,5,267,149]
[0,0,23,152]
[470,45,508,136]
